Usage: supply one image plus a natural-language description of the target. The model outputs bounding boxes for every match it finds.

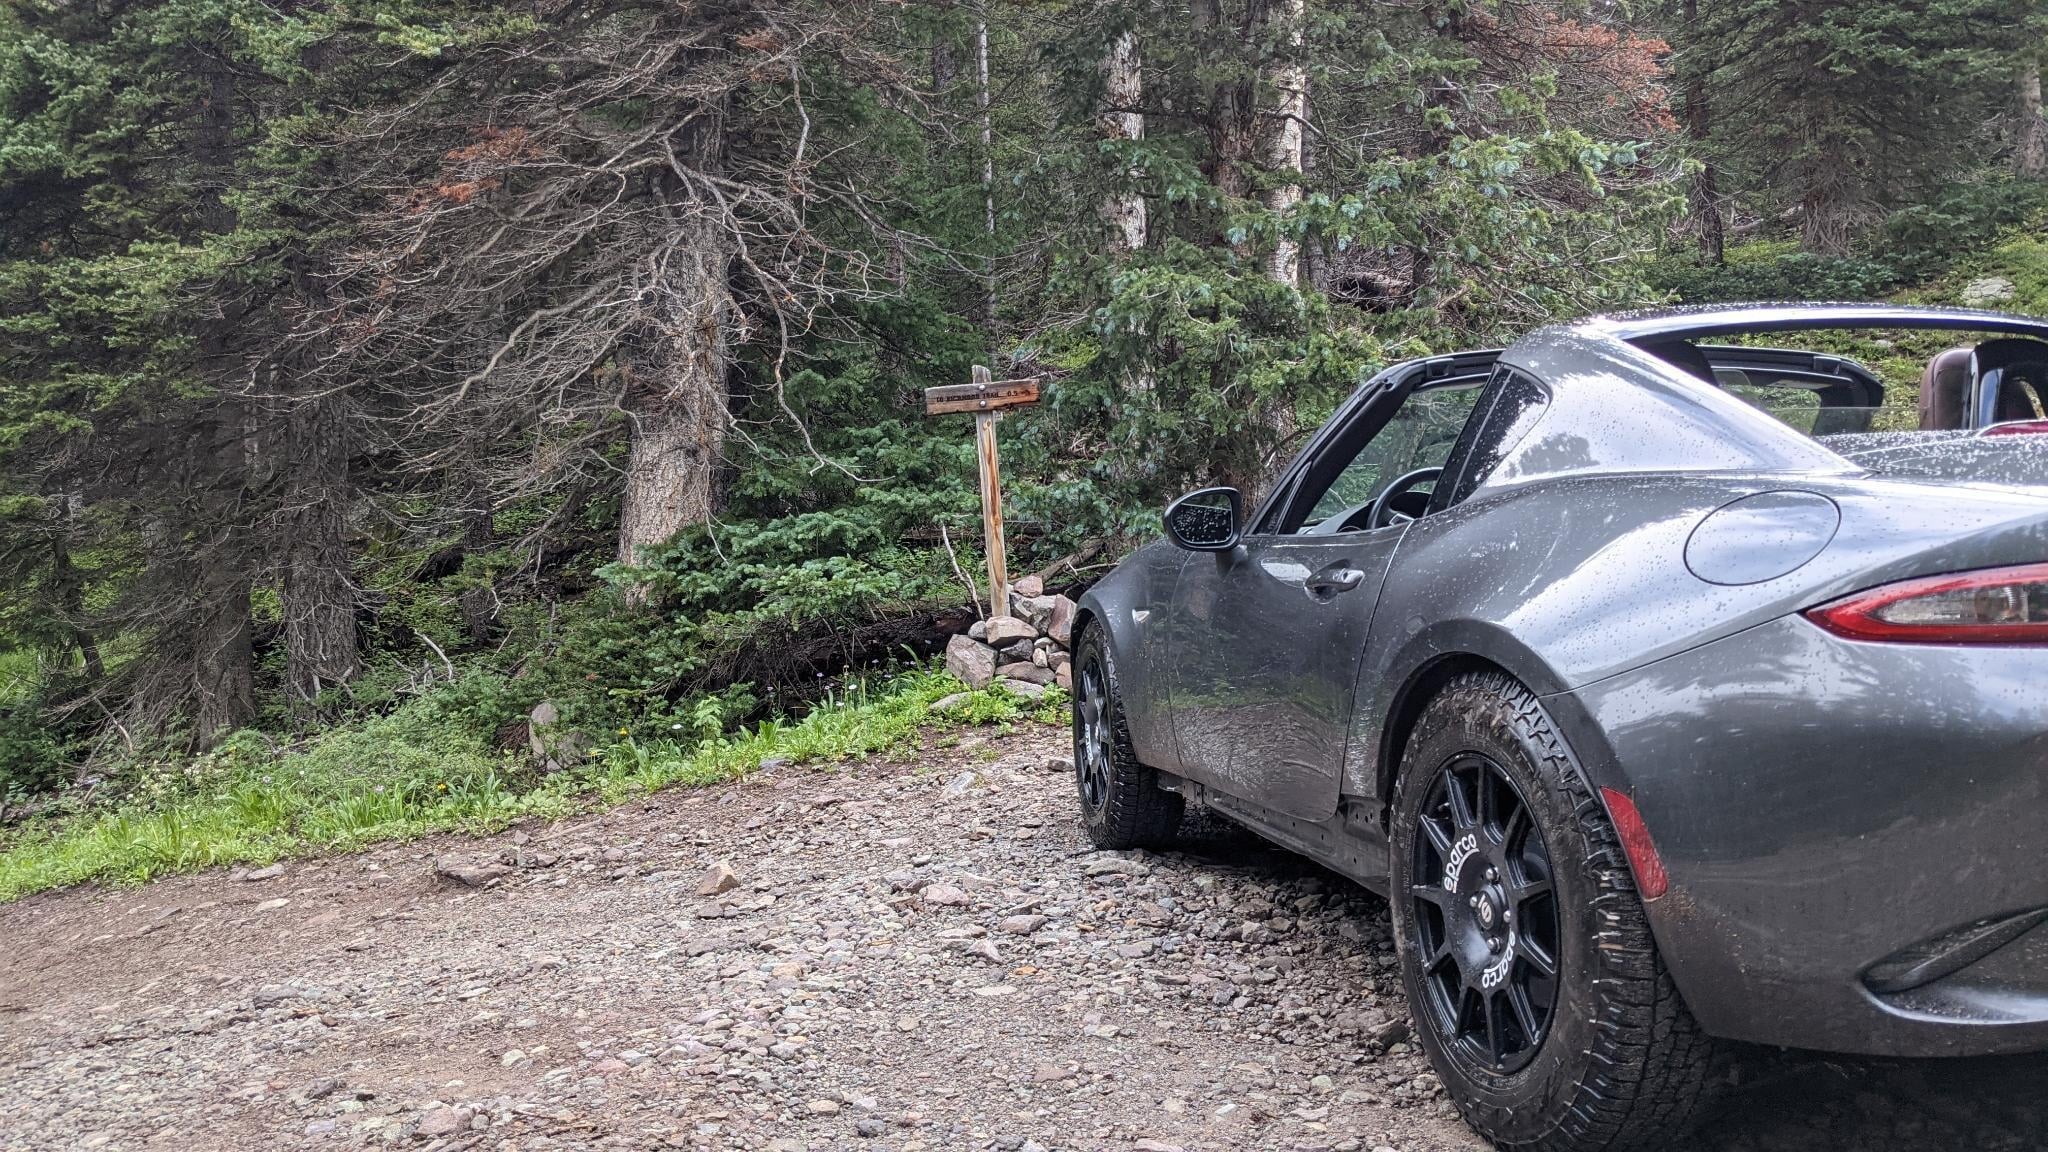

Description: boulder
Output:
[1010,593,1060,632]
[997,678,1049,701]
[983,615,1038,646]
[1000,663,1057,686]
[527,700,559,763]
[996,640,1033,665]
[1055,662,1072,691]
[944,635,998,689]
[1963,276,2017,306]
[1013,574,1044,598]
[527,700,590,772]
[1047,595,1078,646]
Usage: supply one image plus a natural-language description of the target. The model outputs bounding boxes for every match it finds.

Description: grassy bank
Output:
[0,667,1061,902]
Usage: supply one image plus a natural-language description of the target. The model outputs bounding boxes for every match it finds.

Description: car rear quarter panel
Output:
[1562,616,2048,1055]
[1346,471,2048,803]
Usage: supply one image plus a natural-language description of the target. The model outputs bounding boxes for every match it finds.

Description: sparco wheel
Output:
[1071,625,1183,850]
[1389,671,1718,1152]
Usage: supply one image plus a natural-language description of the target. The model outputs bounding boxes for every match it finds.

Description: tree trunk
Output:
[976,4,996,319]
[1099,29,1147,255]
[188,47,257,744]
[1259,0,1307,289]
[49,495,103,680]
[193,571,256,746]
[616,208,734,578]
[281,388,360,701]
[2020,57,2047,180]
[1682,0,1725,264]
[1193,0,1255,205]
[457,504,499,644]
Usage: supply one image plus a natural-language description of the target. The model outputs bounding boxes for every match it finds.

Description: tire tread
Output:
[1402,671,1719,1152]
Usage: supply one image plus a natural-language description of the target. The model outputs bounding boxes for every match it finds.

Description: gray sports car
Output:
[1065,303,2048,1151]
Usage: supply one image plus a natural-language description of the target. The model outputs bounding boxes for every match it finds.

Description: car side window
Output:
[1436,368,1550,509]
[1292,381,1486,533]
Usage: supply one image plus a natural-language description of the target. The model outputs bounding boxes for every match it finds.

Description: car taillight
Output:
[1805,563,2048,644]
[1981,419,2048,437]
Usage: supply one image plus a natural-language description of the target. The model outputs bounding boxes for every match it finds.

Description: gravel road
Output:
[2,719,2043,1152]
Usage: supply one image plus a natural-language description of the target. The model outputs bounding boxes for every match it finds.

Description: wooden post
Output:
[972,368,1009,614]
[925,366,1041,619]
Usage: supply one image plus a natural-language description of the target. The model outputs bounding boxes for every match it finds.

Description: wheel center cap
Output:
[1475,892,1497,930]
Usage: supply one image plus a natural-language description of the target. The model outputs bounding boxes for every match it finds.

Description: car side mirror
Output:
[1163,487,1244,551]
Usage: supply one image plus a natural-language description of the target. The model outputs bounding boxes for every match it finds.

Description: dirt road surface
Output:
[2,722,2044,1152]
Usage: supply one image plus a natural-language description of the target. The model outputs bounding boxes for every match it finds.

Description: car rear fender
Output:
[1351,619,1577,814]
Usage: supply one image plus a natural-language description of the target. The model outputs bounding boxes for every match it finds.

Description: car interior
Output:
[1921,338,2048,429]
[1642,335,2048,436]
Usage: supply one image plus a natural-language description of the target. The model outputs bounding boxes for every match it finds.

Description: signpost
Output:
[924,365,1040,617]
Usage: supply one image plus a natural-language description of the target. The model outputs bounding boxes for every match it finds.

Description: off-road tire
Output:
[1071,625,1184,850]
[1389,670,1719,1152]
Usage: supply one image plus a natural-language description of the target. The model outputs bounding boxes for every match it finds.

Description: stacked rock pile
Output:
[940,574,1079,702]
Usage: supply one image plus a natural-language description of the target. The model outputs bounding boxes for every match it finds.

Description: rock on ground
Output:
[945,634,999,689]
[1,723,2039,1152]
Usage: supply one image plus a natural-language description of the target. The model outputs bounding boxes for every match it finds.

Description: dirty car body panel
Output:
[1076,303,2048,1059]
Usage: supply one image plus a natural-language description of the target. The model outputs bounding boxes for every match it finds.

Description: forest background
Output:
[3,0,2047,894]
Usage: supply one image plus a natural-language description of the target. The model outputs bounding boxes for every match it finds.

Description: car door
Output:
[1167,365,1493,820]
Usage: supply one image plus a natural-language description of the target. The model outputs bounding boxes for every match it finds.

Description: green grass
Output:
[0,667,1065,902]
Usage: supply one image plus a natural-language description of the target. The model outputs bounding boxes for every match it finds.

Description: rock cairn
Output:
[941,574,1077,703]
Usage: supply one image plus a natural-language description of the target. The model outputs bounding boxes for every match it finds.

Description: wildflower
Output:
[618,726,630,736]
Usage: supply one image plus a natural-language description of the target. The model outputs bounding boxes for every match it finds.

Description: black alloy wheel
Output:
[1070,626,1183,850]
[1390,671,1719,1152]
[1407,753,1560,1074]
[1075,656,1115,817]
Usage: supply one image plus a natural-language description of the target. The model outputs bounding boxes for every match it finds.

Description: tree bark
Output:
[1099,28,1147,255]
[49,495,103,680]
[187,46,257,745]
[976,4,996,319]
[1682,0,1725,264]
[615,206,734,577]
[2020,57,2047,180]
[280,388,360,701]
[1259,0,1307,289]
[457,504,499,644]
[192,570,256,746]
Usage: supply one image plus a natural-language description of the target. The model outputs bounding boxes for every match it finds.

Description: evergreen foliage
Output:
[0,0,2043,836]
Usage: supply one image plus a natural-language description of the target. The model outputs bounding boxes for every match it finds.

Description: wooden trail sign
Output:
[924,365,1040,616]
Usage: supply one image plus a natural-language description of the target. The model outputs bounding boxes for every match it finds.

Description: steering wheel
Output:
[1364,467,1443,531]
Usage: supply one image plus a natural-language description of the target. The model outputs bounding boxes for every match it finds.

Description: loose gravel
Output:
[1,721,2042,1151]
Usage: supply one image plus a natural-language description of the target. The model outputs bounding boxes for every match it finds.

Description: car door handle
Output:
[1305,566,1367,595]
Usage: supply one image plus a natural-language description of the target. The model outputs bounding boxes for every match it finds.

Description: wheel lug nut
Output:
[1485,867,1498,881]
[1503,909,1513,923]
[1468,895,1480,908]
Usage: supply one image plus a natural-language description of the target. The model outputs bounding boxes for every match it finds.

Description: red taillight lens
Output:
[1981,419,2048,437]
[1805,563,2048,644]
